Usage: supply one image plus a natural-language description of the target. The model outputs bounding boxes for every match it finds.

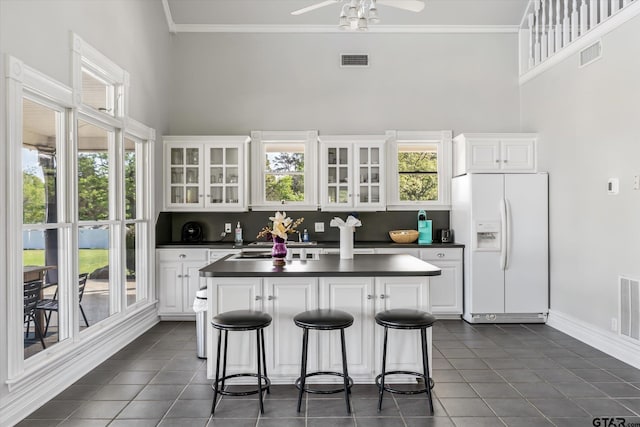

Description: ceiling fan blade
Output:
[377,0,425,12]
[291,0,341,15]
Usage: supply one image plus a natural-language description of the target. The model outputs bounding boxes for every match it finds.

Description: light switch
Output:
[314,222,325,233]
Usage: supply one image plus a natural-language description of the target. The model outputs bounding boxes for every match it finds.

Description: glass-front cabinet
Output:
[164,136,250,211]
[319,135,386,211]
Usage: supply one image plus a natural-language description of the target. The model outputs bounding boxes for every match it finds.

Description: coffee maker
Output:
[417,210,432,245]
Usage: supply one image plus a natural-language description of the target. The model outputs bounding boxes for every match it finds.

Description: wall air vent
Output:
[619,276,640,341]
[579,41,602,68]
[341,54,369,67]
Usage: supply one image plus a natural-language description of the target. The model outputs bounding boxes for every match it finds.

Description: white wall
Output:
[0,0,171,419]
[168,32,523,134]
[521,15,640,333]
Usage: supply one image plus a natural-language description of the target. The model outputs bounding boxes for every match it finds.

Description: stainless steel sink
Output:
[248,241,317,247]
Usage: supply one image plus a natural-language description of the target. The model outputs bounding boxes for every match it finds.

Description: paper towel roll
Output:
[339,226,354,259]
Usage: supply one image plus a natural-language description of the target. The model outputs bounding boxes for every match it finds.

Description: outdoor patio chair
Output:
[24,279,46,349]
[37,273,90,336]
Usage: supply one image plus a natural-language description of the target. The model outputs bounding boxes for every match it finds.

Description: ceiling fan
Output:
[292,0,425,30]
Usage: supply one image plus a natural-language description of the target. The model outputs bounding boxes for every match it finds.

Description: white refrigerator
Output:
[451,173,548,323]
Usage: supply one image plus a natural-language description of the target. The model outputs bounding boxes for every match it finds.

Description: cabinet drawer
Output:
[420,248,462,261]
[157,248,208,262]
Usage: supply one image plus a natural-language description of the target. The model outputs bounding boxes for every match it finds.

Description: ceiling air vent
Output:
[579,40,602,68]
[341,54,369,67]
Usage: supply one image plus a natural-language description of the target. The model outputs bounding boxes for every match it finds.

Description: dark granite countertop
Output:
[199,254,442,278]
[158,241,464,249]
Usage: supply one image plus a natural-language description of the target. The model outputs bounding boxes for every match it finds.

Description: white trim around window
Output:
[385,130,453,211]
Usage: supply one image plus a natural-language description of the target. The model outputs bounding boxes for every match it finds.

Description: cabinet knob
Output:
[437,253,445,258]
[177,274,183,278]
[255,296,262,301]
[495,159,500,163]
[267,295,275,301]
[179,254,186,259]
[503,160,507,163]
[379,294,386,299]
[183,274,189,278]
[367,294,374,300]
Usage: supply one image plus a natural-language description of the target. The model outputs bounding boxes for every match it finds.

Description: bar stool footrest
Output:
[375,371,435,395]
[212,373,271,396]
[295,371,354,394]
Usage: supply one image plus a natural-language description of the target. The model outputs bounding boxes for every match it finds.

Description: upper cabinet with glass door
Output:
[163,136,250,211]
[318,135,386,211]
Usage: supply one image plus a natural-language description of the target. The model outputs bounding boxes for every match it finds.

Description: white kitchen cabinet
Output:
[320,276,431,380]
[157,249,209,320]
[319,135,386,211]
[453,133,537,176]
[375,247,462,318]
[207,277,318,378]
[163,136,250,211]
[420,248,463,318]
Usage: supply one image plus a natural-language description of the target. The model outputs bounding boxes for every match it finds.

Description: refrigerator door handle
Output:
[500,198,507,270]
[505,198,511,270]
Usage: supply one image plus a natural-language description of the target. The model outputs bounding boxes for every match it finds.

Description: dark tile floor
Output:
[17,320,640,426]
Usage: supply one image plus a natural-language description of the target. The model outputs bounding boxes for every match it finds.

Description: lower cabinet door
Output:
[183,261,208,313]
[157,262,182,314]
[263,277,318,377]
[319,277,375,378]
[207,278,262,379]
[374,277,432,376]
[428,261,463,315]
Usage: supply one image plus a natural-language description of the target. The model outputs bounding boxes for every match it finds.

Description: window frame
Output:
[385,130,453,210]
[250,130,318,211]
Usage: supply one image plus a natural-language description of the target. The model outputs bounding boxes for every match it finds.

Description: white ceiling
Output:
[165,0,530,28]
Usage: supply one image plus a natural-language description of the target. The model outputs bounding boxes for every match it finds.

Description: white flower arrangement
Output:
[256,211,304,241]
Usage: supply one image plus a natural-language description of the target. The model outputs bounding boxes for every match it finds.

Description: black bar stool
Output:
[375,308,436,414]
[293,308,354,414]
[210,310,272,415]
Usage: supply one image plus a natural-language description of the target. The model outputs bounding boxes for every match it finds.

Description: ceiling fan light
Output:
[347,6,358,21]
[357,16,368,30]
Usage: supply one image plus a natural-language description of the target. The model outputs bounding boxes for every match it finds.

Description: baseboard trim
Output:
[547,309,640,369]
[1,306,159,427]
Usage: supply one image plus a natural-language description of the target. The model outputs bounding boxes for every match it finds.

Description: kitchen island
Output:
[201,254,441,384]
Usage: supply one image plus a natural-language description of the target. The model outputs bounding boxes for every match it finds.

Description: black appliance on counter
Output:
[440,229,453,243]
[181,221,204,242]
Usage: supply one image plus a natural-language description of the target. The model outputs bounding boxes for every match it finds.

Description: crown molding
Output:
[162,0,177,34]
[171,23,519,34]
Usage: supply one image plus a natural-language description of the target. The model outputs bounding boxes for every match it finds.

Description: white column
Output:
[548,0,556,55]
[555,0,563,50]
[612,0,620,13]
[563,0,571,46]
[528,13,535,69]
[541,0,548,60]
[590,0,598,28]
[623,0,631,7]
[600,0,609,19]
[571,0,579,40]
[534,0,542,63]
[580,0,588,35]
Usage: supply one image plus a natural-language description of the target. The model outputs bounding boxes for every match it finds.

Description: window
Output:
[386,131,452,209]
[21,95,70,358]
[250,131,318,210]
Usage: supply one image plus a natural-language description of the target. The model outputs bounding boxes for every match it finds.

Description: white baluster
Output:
[600,0,609,20]
[611,0,620,13]
[555,0,563,51]
[590,0,598,28]
[548,0,556,55]
[528,13,535,69]
[571,0,579,40]
[580,0,588,35]
[535,0,542,63]
[623,0,631,7]
[563,0,571,46]
[541,0,548,60]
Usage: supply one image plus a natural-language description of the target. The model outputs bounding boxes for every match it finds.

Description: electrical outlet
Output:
[224,223,232,233]
[314,222,325,233]
[634,175,640,190]
[611,318,618,332]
